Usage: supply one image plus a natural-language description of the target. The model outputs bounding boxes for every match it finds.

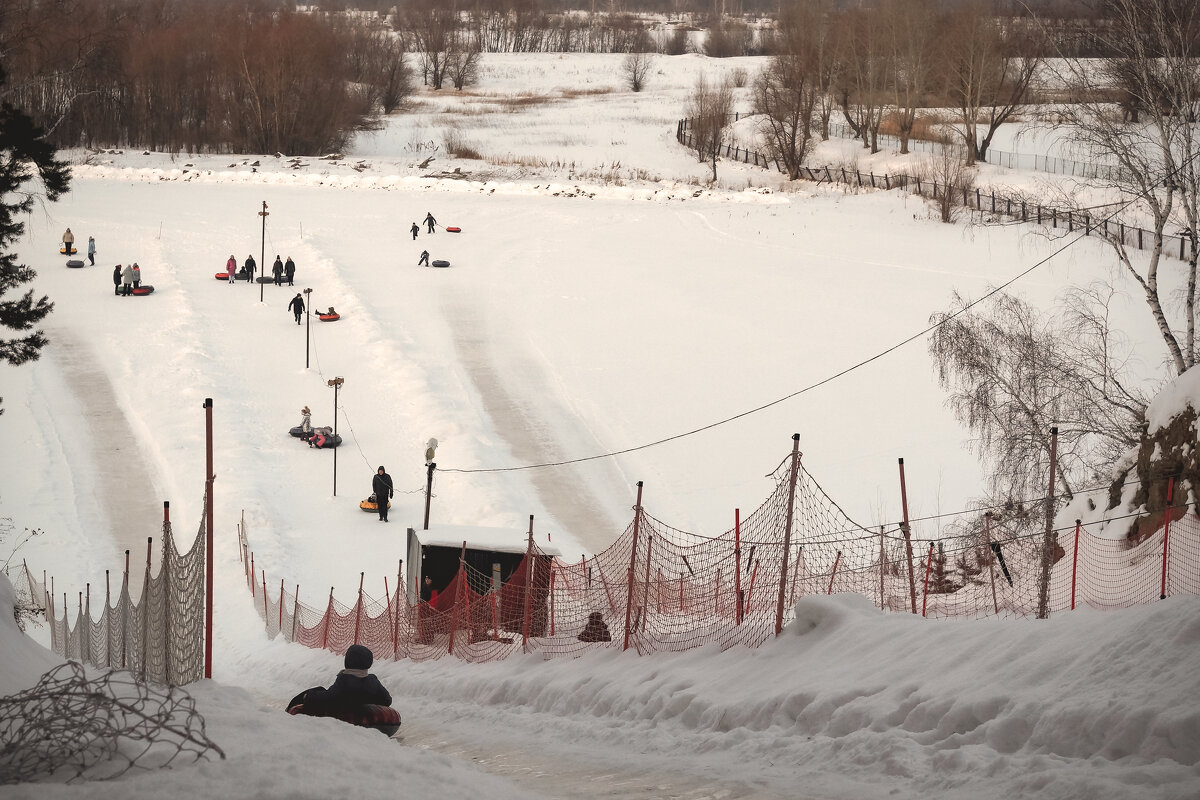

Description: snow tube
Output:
[131,285,155,296]
[360,495,391,512]
[287,703,401,737]
[66,259,86,268]
[318,313,340,322]
[431,260,450,268]
[308,432,342,449]
[216,272,233,280]
[445,226,461,233]
[256,276,277,284]
[60,247,77,255]
[288,426,312,438]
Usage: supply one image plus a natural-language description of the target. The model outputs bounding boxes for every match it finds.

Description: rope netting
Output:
[22,498,208,685]
[239,452,1200,663]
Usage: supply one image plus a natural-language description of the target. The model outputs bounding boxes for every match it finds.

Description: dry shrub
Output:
[442,127,484,160]
[878,112,945,142]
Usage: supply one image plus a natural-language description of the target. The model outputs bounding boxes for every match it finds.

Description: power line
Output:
[441,147,1199,476]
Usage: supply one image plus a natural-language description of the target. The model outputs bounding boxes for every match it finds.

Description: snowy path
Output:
[398,717,803,800]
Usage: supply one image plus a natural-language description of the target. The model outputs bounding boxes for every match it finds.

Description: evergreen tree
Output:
[0,67,70,415]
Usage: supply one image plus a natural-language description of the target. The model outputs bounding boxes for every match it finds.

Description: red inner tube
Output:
[319,314,340,321]
[445,226,461,233]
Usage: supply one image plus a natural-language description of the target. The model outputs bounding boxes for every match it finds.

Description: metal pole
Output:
[1160,477,1175,600]
[622,482,644,651]
[898,458,918,614]
[423,462,436,529]
[304,287,312,369]
[1036,427,1059,619]
[734,509,742,624]
[522,519,534,649]
[326,378,343,496]
[985,513,999,615]
[775,433,801,636]
[258,201,268,303]
[204,398,214,679]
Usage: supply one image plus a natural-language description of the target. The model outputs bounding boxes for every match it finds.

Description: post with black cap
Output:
[303,287,312,368]
[775,434,801,636]
[327,378,343,495]
[258,201,269,303]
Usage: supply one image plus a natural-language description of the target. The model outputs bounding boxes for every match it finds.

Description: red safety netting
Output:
[238,449,1200,663]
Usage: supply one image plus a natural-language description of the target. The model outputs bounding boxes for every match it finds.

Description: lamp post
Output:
[303,287,313,368]
[327,377,343,496]
[258,201,269,303]
[423,438,438,530]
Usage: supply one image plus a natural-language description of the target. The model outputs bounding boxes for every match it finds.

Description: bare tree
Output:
[835,5,889,154]
[398,3,459,90]
[940,1,1040,165]
[752,6,821,181]
[928,289,1148,521]
[1050,0,1200,376]
[882,0,937,155]
[684,73,733,182]
[919,140,975,223]
[621,51,654,92]
[445,28,482,90]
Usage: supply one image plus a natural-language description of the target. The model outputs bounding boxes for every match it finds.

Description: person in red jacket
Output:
[226,254,236,284]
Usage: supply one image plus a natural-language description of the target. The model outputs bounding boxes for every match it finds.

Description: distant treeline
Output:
[0,0,409,155]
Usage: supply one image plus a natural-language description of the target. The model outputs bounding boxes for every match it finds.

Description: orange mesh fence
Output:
[237,449,1200,664]
[21,499,208,684]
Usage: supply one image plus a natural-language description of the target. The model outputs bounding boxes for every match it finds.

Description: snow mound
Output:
[784,592,882,638]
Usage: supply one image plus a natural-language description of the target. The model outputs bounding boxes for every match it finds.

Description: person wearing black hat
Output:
[372,466,394,522]
[288,644,391,714]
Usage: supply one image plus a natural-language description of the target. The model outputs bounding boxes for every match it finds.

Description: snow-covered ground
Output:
[2,53,1197,799]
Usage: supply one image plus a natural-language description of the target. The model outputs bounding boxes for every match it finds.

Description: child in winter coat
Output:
[131,263,142,288]
[112,264,122,296]
[227,255,237,284]
[288,644,392,714]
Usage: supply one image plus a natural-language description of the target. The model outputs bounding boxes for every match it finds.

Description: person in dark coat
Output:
[244,254,257,281]
[418,249,430,267]
[272,255,284,285]
[424,211,436,233]
[372,466,394,522]
[577,611,611,642]
[410,222,419,240]
[284,256,296,286]
[288,293,305,325]
[289,644,391,714]
[112,264,122,296]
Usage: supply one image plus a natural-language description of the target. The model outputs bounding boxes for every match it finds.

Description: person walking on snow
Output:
[226,255,237,284]
[288,292,305,325]
[272,255,283,286]
[131,263,142,288]
[418,250,430,267]
[87,236,96,266]
[424,212,436,233]
[372,466,394,522]
[244,254,256,281]
[121,263,135,296]
[112,264,122,296]
[284,256,296,286]
[410,222,419,240]
[62,228,74,254]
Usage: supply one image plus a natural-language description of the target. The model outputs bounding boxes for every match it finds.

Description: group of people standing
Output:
[225,254,296,285]
[62,229,97,265]
[112,263,143,295]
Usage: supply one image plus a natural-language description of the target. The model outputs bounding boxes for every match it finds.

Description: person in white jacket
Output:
[121,263,135,296]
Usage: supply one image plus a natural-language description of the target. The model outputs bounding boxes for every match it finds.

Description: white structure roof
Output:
[411,524,563,557]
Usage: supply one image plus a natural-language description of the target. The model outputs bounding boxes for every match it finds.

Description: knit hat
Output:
[301,406,310,414]
[344,644,373,670]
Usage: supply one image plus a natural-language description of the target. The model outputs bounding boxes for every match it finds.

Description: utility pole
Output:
[258,201,269,304]
[327,377,343,495]
[303,287,312,368]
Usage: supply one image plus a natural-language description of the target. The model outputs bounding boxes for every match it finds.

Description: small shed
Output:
[406,524,561,605]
